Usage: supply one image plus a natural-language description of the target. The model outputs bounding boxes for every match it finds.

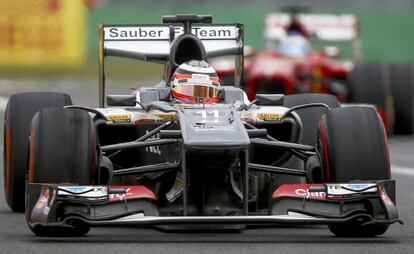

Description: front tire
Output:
[27,108,98,237]
[317,106,390,237]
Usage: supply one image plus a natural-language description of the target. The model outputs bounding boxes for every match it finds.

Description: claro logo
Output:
[295,188,326,198]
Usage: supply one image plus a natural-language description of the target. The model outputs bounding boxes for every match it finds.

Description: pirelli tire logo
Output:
[104,26,238,41]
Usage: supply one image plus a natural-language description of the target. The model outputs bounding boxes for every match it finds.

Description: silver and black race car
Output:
[4,15,400,237]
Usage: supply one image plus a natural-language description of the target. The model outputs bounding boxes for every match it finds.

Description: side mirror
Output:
[107,94,136,106]
[255,94,284,106]
[321,46,341,58]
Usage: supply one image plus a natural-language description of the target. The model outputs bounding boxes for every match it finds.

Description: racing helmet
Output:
[278,33,311,58]
[171,60,221,103]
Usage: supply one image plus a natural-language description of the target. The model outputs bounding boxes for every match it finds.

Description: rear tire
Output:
[284,93,340,146]
[27,108,97,237]
[317,106,390,237]
[266,94,341,192]
[390,63,414,134]
[3,92,72,212]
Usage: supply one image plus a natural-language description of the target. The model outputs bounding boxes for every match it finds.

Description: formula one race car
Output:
[212,7,414,135]
[4,15,400,237]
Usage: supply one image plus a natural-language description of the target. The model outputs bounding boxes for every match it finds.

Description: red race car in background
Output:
[212,8,414,134]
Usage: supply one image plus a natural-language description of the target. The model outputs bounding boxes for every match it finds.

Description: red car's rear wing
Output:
[264,13,361,60]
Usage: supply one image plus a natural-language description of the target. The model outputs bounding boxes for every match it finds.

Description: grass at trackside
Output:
[360,12,414,62]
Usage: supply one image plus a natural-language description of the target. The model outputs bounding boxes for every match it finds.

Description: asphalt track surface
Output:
[0,78,413,254]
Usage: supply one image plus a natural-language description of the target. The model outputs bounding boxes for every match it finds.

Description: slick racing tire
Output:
[284,93,340,146]
[264,94,341,196]
[390,63,414,134]
[348,63,392,132]
[317,106,390,237]
[4,92,72,212]
[27,108,98,237]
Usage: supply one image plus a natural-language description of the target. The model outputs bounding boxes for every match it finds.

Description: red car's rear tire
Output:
[348,63,393,132]
[317,106,391,237]
[390,63,414,134]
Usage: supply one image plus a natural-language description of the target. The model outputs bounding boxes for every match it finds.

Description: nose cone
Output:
[178,104,250,150]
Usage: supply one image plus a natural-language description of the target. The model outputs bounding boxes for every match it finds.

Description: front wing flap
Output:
[26,180,401,231]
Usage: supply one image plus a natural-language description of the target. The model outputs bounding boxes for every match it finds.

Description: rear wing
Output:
[98,16,244,107]
[264,13,360,59]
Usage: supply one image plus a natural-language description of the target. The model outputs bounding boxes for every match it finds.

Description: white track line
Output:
[392,165,414,177]
[0,96,8,112]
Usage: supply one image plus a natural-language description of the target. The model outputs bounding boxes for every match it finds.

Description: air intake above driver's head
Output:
[170,34,207,67]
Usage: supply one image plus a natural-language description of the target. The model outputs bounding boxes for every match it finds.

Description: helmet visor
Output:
[175,83,219,98]
[172,78,220,103]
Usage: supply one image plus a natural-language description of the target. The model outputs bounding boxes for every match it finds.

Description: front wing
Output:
[26,180,401,231]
